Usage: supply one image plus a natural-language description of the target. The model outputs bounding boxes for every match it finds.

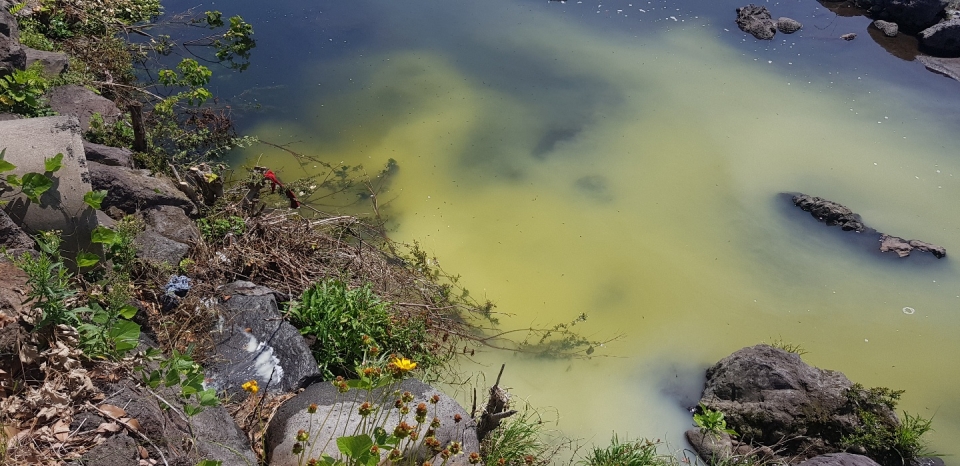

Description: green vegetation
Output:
[765,338,808,356]
[197,215,246,243]
[693,403,738,439]
[0,64,53,117]
[12,231,76,329]
[480,406,555,466]
[140,347,220,416]
[841,383,936,465]
[579,435,672,466]
[85,112,135,148]
[288,279,436,380]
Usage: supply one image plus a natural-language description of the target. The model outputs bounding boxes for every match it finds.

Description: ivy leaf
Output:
[0,148,15,173]
[20,172,53,203]
[5,174,21,186]
[91,226,118,245]
[44,153,63,173]
[83,190,108,209]
[118,304,137,319]
[76,251,100,268]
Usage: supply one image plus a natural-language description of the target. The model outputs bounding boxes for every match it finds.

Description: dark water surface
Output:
[165,0,960,452]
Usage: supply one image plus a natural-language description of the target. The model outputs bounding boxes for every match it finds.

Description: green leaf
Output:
[336,434,374,460]
[197,389,219,407]
[195,460,223,466]
[44,153,63,173]
[145,369,162,389]
[76,251,100,268]
[108,319,140,353]
[5,174,20,186]
[183,404,203,417]
[20,172,52,202]
[164,367,181,387]
[91,226,118,245]
[118,304,137,319]
[0,148,15,173]
[83,190,108,209]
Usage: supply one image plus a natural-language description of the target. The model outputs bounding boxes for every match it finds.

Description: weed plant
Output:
[841,383,936,465]
[580,435,673,466]
[480,404,558,466]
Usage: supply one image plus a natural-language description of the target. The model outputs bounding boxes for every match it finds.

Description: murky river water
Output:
[172,0,960,454]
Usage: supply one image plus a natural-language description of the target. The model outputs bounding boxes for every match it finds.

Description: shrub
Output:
[841,384,936,465]
[288,279,433,380]
[0,64,53,117]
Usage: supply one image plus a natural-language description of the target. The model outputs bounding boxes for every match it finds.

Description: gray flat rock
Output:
[45,85,121,131]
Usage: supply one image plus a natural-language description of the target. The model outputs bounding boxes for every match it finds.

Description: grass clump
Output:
[842,383,936,465]
[481,405,560,466]
[580,435,673,466]
[288,279,436,380]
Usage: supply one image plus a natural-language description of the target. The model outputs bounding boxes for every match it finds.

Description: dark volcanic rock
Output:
[45,85,122,131]
[777,17,803,33]
[0,12,25,77]
[83,140,135,167]
[24,47,68,76]
[792,194,866,232]
[856,0,948,33]
[919,18,960,56]
[879,234,947,258]
[797,453,882,466]
[736,5,778,40]
[873,19,901,36]
[203,281,320,398]
[0,209,34,250]
[697,345,897,461]
[86,161,196,217]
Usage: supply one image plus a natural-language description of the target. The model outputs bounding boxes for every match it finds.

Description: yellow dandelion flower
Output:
[392,357,417,372]
[242,379,259,393]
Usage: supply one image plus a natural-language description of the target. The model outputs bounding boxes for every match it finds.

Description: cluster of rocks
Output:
[791,194,946,259]
[736,4,804,40]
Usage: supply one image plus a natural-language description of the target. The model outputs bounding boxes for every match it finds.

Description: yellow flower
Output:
[392,357,417,372]
[242,379,259,393]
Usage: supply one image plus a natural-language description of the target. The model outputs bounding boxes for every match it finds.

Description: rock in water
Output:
[736,5,777,40]
[796,454,882,466]
[777,17,803,33]
[919,18,960,56]
[917,55,960,80]
[841,32,858,40]
[873,19,900,36]
[879,234,947,258]
[858,0,948,33]
[792,194,866,232]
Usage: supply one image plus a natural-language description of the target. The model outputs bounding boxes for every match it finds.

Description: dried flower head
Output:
[449,441,462,455]
[401,391,415,403]
[296,429,309,442]
[453,413,462,423]
[388,449,403,462]
[307,403,318,414]
[292,443,304,455]
[431,417,441,429]
[469,452,481,465]
[430,394,441,404]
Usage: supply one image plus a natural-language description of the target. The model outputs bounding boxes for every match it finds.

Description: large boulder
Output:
[797,453,882,466]
[203,281,320,398]
[879,234,946,258]
[736,5,778,40]
[45,85,122,131]
[855,0,948,33]
[134,205,199,266]
[0,209,33,250]
[792,194,866,232]
[696,345,897,461]
[266,378,480,466]
[86,161,196,217]
[0,116,101,258]
[919,18,960,56]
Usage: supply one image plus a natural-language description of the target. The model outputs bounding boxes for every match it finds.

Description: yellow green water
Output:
[238,2,960,453]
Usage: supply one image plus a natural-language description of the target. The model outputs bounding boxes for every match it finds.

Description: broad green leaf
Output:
[198,389,219,407]
[164,367,181,387]
[5,174,20,186]
[336,434,374,459]
[91,226,118,245]
[0,148,15,173]
[20,172,52,202]
[145,369,162,389]
[83,190,108,209]
[76,251,100,268]
[44,153,63,173]
[118,304,137,319]
[108,319,140,353]
[183,404,203,416]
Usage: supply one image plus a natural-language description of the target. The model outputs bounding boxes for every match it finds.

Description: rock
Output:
[266,378,480,466]
[0,209,34,250]
[879,234,946,258]
[203,281,320,398]
[911,458,946,466]
[873,19,900,36]
[74,432,139,466]
[134,206,198,265]
[777,17,803,33]
[857,0,948,33]
[0,112,20,120]
[792,194,866,232]
[917,54,960,79]
[698,344,897,461]
[919,18,960,56]
[797,453,882,466]
[842,32,859,40]
[685,429,734,463]
[82,140,135,168]
[88,378,259,466]
[0,13,25,77]
[0,116,101,259]
[86,161,196,217]
[24,47,68,77]
[45,85,122,131]
[736,5,778,40]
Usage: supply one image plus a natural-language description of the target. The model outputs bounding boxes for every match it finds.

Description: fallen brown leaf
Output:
[98,404,126,419]
[137,444,149,459]
[96,422,121,434]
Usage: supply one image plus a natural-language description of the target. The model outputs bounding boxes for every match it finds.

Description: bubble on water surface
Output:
[903,307,915,315]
